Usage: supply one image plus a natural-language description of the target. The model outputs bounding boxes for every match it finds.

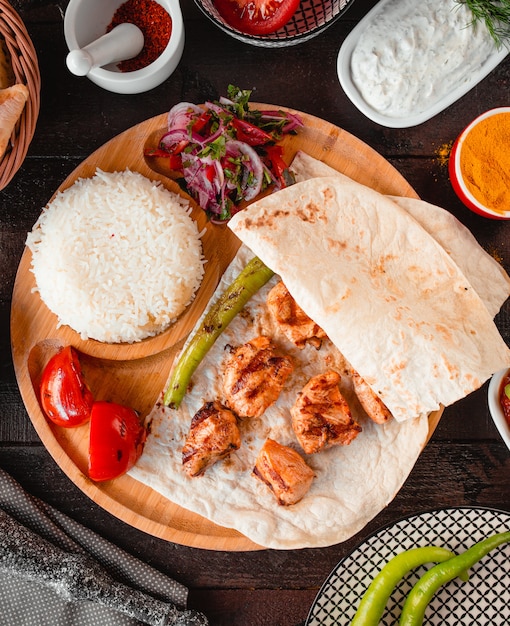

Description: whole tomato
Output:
[40,346,94,428]
[88,401,146,482]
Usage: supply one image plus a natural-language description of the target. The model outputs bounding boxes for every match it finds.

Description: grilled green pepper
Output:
[350,546,459,626]
[399,531,510,626]
[163,255,274,409]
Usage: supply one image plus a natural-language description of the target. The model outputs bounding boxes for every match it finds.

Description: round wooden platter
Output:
[11,107,442,551]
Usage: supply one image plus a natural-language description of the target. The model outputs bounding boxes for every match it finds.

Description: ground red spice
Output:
[107,0,172,72]
[500,372,510,428]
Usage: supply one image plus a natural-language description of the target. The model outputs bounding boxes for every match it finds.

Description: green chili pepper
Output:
[350,546,459,626]
[163,255,274,409]
[399,531,510,626]
[504,383,510,400]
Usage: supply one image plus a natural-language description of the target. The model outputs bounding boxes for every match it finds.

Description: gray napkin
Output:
[0,468,208,626]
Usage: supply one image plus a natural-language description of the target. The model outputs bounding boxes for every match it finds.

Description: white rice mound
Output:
[26,169,205,343]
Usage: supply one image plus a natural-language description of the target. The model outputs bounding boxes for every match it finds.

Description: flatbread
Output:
[0,84,28,158]
[228,175,510,423]
[130,245,430,549]
[130,152,510,549]
[290,151,510,318]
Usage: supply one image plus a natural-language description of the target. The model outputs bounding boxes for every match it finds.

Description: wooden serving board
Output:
[11,108,442,551]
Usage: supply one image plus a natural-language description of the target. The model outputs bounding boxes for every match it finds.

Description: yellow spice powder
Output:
[459,111,510,214]
[436,141,452,166]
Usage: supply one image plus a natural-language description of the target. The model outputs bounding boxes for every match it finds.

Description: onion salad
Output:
[145,85,303,222]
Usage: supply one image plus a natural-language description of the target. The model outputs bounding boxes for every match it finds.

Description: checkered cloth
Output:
[0,468,208,626]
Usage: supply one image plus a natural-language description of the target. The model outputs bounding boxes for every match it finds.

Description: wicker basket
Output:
[0,0,40,190]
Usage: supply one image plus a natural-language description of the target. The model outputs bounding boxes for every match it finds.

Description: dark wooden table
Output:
[2,1,510,624]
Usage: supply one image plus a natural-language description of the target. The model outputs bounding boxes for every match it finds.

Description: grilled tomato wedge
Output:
[88,401,146,482]
[40,346,94,428]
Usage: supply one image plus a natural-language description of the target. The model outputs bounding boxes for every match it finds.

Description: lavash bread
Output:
[130,151,510,549]
[290,150,510,318]
[228,173,510,423]
[130,245,430,549]
[0,83,28,158]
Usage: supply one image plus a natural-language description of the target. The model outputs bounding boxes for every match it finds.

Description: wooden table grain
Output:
[1,1,510,624]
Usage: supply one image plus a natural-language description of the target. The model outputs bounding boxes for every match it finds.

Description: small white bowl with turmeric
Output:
[449,107,510,219]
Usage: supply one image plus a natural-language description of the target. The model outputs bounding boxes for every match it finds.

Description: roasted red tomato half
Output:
[88,401,146,482]
[214,0,300,36]
[40,346,94,428]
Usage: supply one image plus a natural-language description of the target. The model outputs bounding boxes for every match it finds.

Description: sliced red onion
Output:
[159,128,205,151]
[182,154,224,214]
[186,170,214,212]
[204,101,230,116]
[256,110,304,133]
[225,140,264,201]
[218,96,235,106]
[203,123,226,145]
[167,101,203,130]
[262,163,277,188]
[210,158,225,195]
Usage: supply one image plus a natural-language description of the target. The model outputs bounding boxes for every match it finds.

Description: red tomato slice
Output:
[192,111,212,134]
[204,163,217,182]
[263,144,290,187]
[230,118,274,145]
[214,0,300,35]
[88,401,146,482]
[40,346,94,428]
[144,148,183,171]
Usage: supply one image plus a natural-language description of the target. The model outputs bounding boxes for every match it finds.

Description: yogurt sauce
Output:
[350,0,497,119]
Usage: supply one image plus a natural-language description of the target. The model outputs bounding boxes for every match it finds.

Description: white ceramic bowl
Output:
[337,0,509,128]
[488,368,510,451]
[64,0,184,94]
[194,0,355,48]
[449,107,510,220]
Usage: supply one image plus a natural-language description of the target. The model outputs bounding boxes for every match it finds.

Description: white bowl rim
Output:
[336,0,509,129]
[64,0,184,83]
[488,368,510,451]
[452,107,510,218]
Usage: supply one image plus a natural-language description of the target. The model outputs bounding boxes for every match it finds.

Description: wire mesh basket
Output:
[194,0,356,47]
[0,0,40,190]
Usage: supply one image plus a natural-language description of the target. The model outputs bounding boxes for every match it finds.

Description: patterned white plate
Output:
[306,507,510,625]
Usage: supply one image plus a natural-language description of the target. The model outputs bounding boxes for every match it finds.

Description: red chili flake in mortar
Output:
[107,0,172,72]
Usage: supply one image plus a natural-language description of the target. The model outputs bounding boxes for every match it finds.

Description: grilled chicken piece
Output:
[267,281,327,349]
[351,369,393,424]
[223,335,294,418]
[291,370,361,454]
[253,438,315,506]
[182,401,241,477]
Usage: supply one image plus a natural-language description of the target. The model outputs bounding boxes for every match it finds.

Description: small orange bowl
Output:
[449,107,510,220]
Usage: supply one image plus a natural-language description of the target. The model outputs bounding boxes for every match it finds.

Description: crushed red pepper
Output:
[106,0,172,72]
[500,371,510,429]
